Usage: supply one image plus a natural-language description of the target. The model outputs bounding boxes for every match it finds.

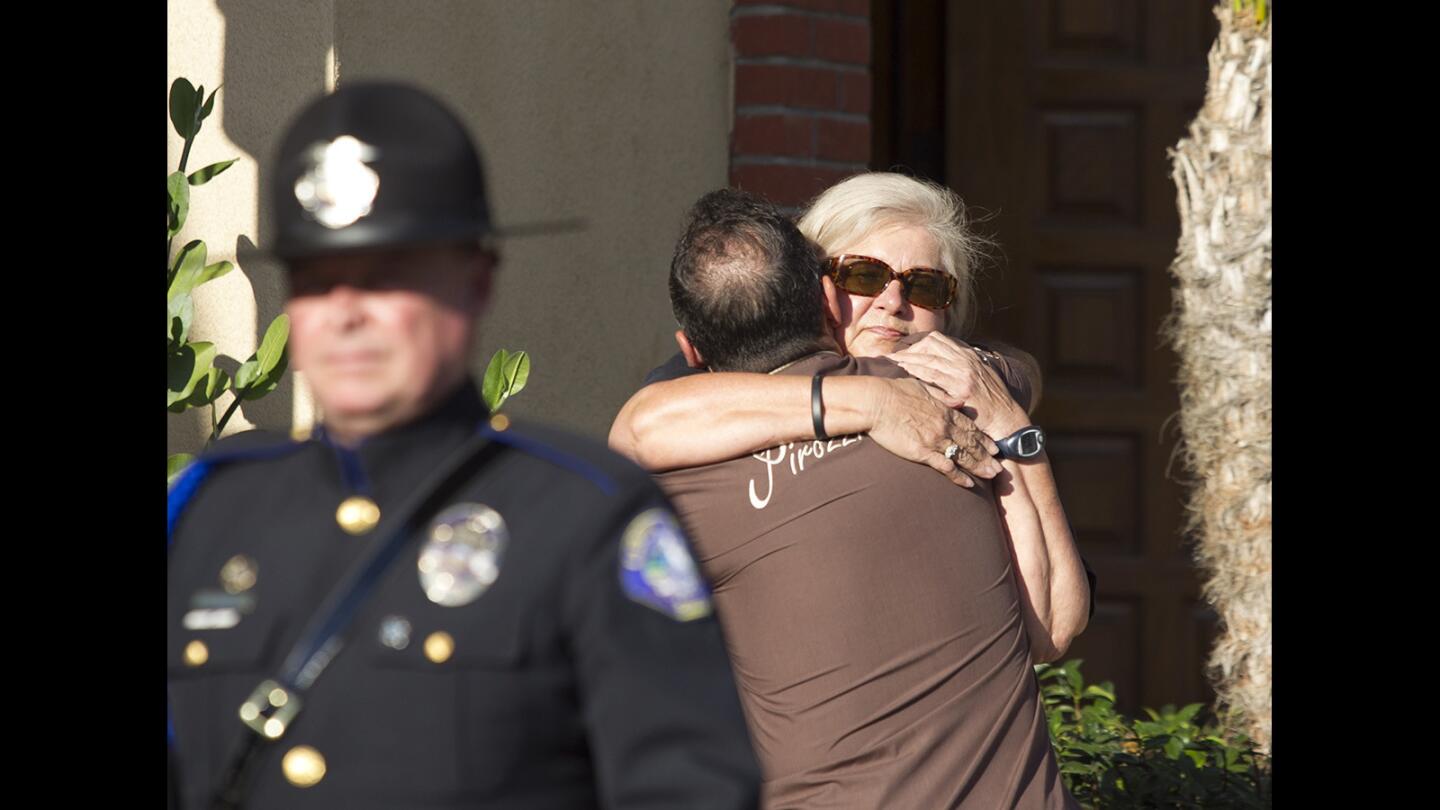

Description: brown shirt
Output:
[657,352,1076,809]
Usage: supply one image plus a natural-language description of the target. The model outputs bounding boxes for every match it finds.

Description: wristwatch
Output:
[995,426,1045,460]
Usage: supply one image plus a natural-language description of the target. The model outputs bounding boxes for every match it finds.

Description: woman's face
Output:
[834,225,949,357]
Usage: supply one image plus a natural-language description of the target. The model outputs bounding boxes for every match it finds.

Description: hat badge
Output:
[294,135,380,229]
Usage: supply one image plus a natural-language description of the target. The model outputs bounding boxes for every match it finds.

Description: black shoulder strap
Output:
[208,426,506,810]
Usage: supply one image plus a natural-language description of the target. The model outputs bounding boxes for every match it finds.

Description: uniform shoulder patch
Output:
[619,508,713,622]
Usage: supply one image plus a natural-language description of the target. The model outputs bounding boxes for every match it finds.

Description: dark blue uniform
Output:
[168,383,760,808]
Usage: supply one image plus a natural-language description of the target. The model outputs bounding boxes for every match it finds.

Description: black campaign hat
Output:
[270,81,493,261]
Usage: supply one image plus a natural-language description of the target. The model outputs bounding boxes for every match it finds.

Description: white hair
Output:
[797,172,991,337]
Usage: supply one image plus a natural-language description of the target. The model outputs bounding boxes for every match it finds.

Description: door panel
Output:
[939,0,1217,714]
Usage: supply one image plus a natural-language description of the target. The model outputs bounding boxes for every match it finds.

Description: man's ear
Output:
[674,330,706,369]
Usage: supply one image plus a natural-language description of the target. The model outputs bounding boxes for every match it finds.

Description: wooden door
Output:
[878,0,1220,714]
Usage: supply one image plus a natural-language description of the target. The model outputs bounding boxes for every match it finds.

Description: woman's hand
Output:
[865,377,1003,487]
[886,333,1030,438]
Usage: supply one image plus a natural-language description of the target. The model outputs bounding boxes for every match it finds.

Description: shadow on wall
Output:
[206,0,335,440]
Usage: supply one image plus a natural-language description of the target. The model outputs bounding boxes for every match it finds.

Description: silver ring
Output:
[943,443,960,462]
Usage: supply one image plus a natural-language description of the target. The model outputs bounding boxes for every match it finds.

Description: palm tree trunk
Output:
[1165,3,1272,753]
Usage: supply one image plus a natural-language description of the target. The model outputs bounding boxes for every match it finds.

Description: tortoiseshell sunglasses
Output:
[825,254,957,311]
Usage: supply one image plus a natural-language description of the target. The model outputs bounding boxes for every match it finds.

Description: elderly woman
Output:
[610,172,1089,662]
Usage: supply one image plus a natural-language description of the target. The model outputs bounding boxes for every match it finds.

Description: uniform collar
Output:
[316,380,490,501]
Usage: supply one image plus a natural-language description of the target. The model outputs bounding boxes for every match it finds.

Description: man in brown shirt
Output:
[650,189,1081,808]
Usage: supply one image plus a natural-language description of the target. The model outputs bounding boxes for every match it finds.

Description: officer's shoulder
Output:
[171,429,309,501]
[195,428,310,467]
[488,418,655,498]
[169,430,310,541]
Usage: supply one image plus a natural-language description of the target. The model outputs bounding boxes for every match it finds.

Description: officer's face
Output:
[286,243,494,443]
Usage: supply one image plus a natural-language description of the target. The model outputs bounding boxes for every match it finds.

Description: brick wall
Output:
[730,0,871,213]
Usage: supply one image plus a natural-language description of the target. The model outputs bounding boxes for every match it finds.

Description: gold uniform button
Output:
[336,496,381,535]
[489,413,510,431]
[219,554,258,594]
[183,640,209,667]
[424,631,455,664]
[282,745,327,787]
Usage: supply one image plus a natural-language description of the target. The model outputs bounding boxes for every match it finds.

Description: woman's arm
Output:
[608,372,1002,486]
[890,334,1090,661]
[992,458,1090,663]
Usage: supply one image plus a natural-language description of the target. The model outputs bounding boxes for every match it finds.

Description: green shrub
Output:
[167,78,288,484]
[1037,659,1271,808]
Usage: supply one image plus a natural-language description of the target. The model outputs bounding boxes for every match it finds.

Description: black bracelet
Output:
[811,373,829,441]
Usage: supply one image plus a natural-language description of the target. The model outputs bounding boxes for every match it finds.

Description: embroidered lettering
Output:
[746,435,864,510]
[748,445,789,509]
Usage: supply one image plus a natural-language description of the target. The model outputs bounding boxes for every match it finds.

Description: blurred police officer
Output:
[166,82,760,810]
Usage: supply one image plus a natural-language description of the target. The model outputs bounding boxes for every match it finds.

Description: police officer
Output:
[167,82,761,809]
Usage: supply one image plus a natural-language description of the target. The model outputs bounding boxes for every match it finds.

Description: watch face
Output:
[1017,429,1044,457]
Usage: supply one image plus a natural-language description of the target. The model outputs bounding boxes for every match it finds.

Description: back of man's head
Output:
[668,189,827,373]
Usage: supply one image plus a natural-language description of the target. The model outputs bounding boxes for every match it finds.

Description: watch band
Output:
[995,425,1045,460]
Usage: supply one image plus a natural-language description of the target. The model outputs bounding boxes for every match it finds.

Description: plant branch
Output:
[212,392,246,442]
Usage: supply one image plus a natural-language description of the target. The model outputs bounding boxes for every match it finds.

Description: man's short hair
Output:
[669,189,827,373]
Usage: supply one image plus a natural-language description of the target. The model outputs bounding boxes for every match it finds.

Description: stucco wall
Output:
[167,0,335,456]
[168,0,732,455]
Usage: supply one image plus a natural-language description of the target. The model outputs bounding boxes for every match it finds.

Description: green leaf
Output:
[482,349,530,413]
[187,157,237,185]
[168,293,193,347]
[1082,684,1116,702]
[191,84,206,136]
[482,349,510,410]
[167,172,190,239]
[502,350,530,397]
[188,158,237,186]
[199,84,220,121]
[168,241,208,301]
[186,366,230,407]
[167,453,196,487]
[169,78,199,139]
[168,341,216,408]
[238,314,290,400]
[234,359,260,391]
[240,352,288,401]
[1063,665,1082,694]
[199,260,234,286]
[255,314,289,374]
[1134,721,1166,739]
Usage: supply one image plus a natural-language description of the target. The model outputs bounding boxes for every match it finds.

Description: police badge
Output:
[293,135,380,229]
[417,503,509,607]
